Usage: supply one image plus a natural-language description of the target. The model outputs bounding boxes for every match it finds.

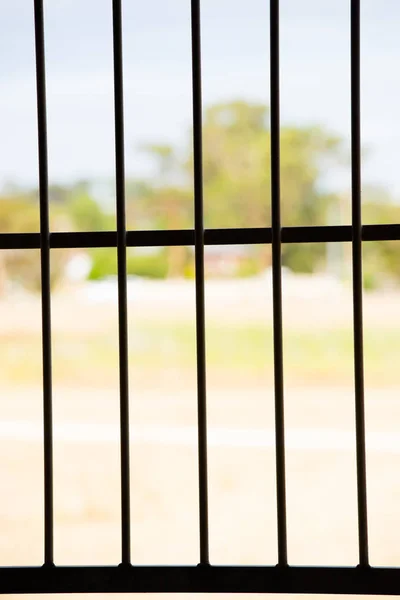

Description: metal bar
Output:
[1,565,400,595]
[112,0,131,566]
[281,225,349,244]
[2,224,400,251]
[127,229,194,247]
[362,224,400,242]
[33,0,54,568]
[270,0,288,567]
[351,0,369,568]
[190,0,210,566]
[51,231,117,248]
[0,233,41,250]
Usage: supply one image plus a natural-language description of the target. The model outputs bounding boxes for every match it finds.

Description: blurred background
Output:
[1,1,400,599]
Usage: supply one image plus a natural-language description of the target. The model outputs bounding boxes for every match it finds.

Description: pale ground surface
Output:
[1,276,400,600]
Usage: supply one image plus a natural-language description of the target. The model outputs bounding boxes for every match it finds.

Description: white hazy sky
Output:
[1,0,400,195]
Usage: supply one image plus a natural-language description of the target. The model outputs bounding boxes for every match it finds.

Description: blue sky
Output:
[1,0,400,196]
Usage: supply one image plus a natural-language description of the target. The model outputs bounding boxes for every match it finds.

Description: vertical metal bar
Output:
[270,0,288,567]
[190,0,210,566]
[112,0,131,565]
[351,0,369,568]
[33,0,54,567]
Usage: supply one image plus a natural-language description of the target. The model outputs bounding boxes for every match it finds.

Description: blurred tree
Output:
[125,180,154,229]
[137,145,192,275]
[184,101,344,228]
[142,100,346,275]
[2,101,399,288]
[0,194,71,294]
[66,189,112,231]
[49,184,70,204]
[135,186,192,276]
[362,196,400,289]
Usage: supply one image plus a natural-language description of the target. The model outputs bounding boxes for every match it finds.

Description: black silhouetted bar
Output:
[2,564,400,595]
[33,0,54,567]
[270,0,288,567]
[190,0,210,566]
[3,224,400,251]
[112,0,131,565]
[351,0,369,568]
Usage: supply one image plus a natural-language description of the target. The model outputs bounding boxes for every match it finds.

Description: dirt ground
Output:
[1,279,400,599]
[2,384,400,596]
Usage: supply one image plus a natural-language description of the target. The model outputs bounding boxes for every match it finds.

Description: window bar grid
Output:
[33,0,54,568]
[112,0,131,566]
[190,0,210,566]
[4,0,400,594]
[270,0,288,567]
[350,0,369,568]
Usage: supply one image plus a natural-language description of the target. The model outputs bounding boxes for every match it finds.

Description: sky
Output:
[1,0,400,196]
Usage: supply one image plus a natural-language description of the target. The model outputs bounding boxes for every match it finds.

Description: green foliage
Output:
[87,249,117,280]
[183,262,196,279]
[67,191,112,231]
[88,248,169,280]
[282,243,325,274]
[236,256,263,278]
[127,251,168,279]
[362,200,400,288]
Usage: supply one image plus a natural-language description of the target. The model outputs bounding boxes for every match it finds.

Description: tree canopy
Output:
[0,99,399,291]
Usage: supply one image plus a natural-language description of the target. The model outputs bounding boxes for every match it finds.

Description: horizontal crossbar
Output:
[0,224,399,250]
[0,565,399,595]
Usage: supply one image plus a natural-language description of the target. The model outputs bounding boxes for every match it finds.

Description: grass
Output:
[1,319,400,388]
